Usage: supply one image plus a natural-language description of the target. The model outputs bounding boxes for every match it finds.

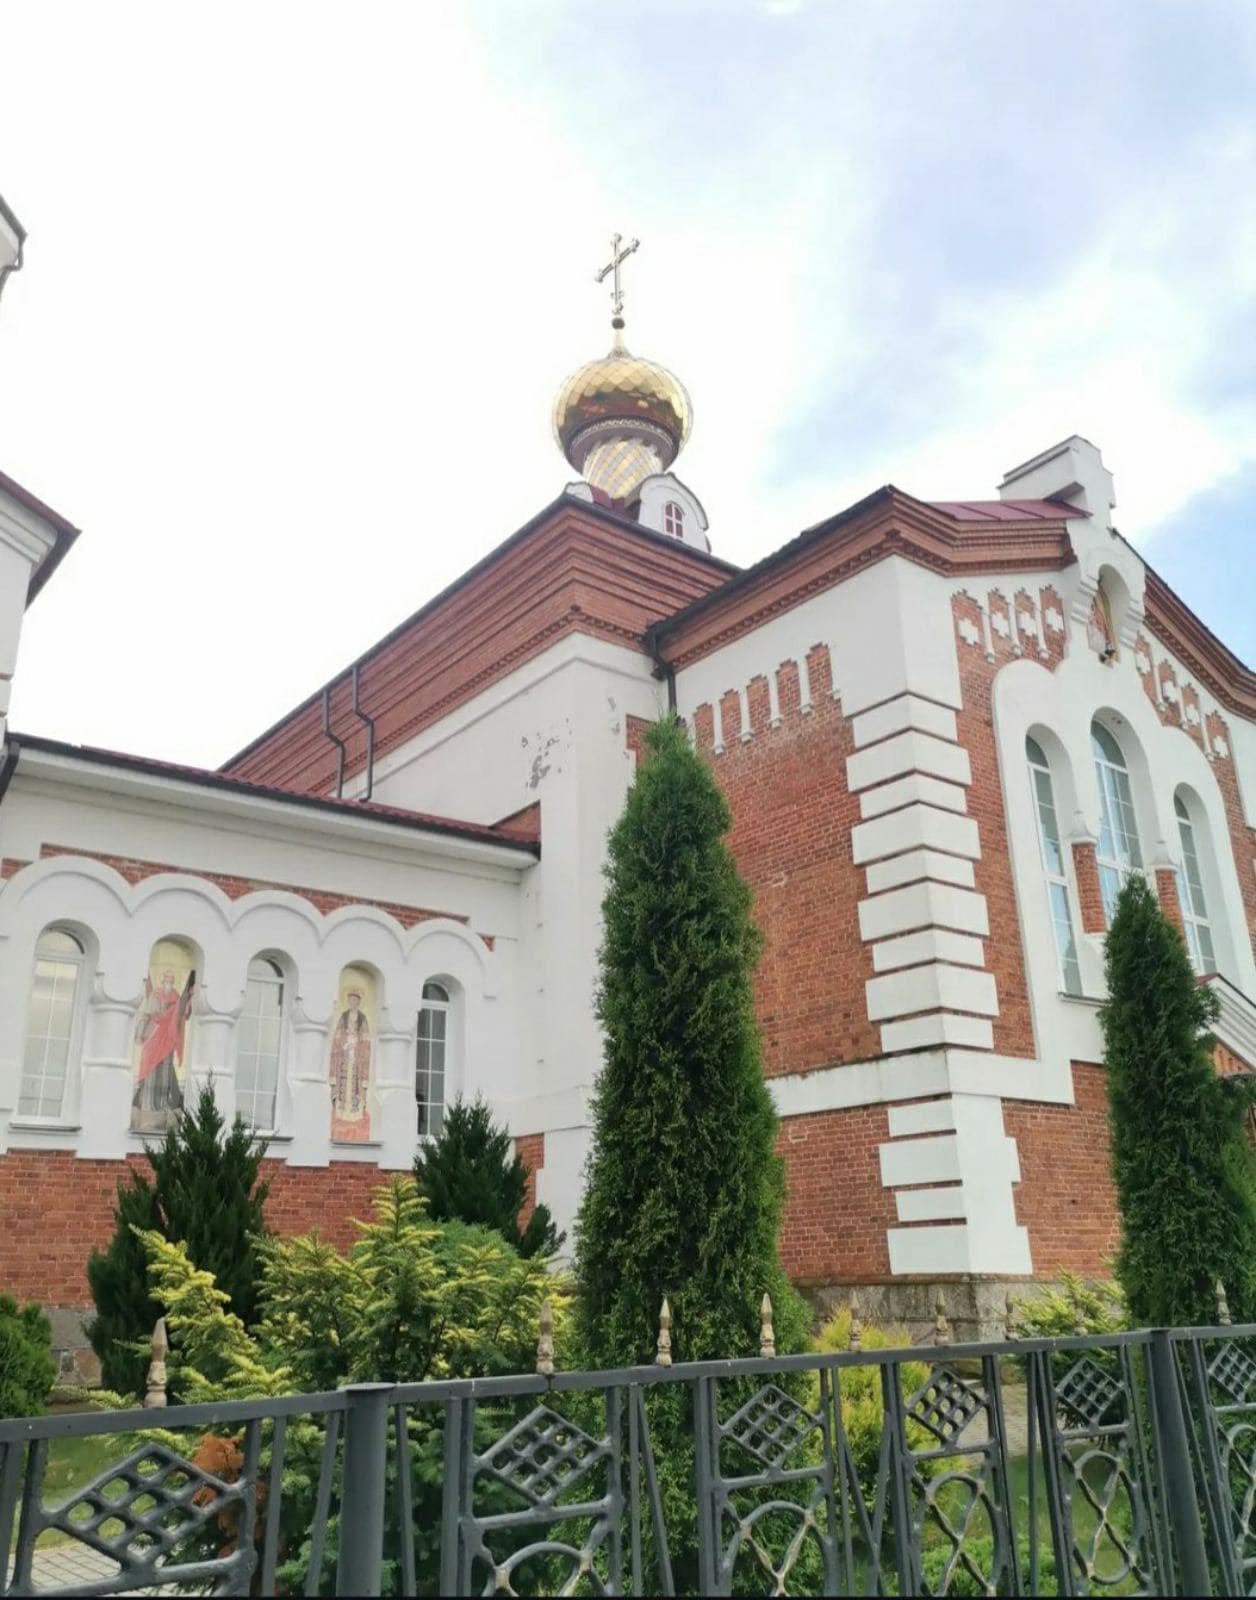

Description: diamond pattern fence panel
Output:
[4,1323,1255,1596]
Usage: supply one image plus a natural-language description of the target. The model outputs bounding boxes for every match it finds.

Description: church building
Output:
[4,216,1256,1373]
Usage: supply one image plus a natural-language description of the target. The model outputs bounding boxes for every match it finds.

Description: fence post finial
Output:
[1004,1292,1019,1342]
[536,1298,555,1377]
[934,1293,951,1347]
[759,1293,776,1360]
[656,1298,673,1367]
[145,1317,169,1409]
[1217,1279,1233,1327]
[849,1290,863,1352]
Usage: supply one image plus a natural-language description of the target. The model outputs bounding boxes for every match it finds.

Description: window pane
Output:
[37,929,83,957]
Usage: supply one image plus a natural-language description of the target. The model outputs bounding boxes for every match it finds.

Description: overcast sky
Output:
[2,0,1254,768]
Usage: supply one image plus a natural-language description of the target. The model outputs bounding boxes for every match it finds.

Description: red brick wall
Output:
[1155,868,1184,931]
[692,645,879,1078]
[514,1133,544,1232]
[0,1151,388,1309]
[777,1105,895,1282]
[1073,843,1106,934]
[1003,1063,1119,1275]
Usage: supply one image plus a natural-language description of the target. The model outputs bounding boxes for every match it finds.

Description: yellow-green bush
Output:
[811,1305,934,1510]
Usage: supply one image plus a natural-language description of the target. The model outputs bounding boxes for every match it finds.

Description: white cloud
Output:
[2,0,1253,764]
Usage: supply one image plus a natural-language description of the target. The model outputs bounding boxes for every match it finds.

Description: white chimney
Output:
[998,435,1115,531]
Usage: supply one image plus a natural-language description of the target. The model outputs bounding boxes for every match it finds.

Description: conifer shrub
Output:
[413,1094,564,1258]
[85,1087,271,1396]
[136,1176,561,1593]
[1102,875,1256,1326]
[574,713,810,1585]
[0,1295,57,1419]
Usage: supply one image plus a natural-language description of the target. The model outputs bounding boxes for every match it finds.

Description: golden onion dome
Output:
[553,341,692,463]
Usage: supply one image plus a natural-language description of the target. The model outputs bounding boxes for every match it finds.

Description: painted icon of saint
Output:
[1087,591,1115,660]
[330,988,372,1140]
[131,967,195,1132]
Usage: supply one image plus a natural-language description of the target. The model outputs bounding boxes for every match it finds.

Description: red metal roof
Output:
[928,498,1087,523]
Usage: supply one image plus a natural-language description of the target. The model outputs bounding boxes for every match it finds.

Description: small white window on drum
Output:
[663,501,685,539]
[237,957,285,1131]
[20,928,86,1120]
[417,981,450,1138]
[1174,794,1217,975]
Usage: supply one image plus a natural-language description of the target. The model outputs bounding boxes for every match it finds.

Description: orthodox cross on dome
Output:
[595,232,639,329]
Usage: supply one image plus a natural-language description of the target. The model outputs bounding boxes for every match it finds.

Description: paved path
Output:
[10,1542,165,1594]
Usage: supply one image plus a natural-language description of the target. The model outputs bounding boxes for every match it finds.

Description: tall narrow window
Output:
[20,928,84,1119]
[1174,793,1217,975]
[416,981,449,1138]
[1026,738,1083,995]
[1091,721,1142,923]
[237,957,284,1131]
[663,501,685,539]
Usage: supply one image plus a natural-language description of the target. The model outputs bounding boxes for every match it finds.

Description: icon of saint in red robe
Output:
[330,989,372,1141]
[132,966,195,1132]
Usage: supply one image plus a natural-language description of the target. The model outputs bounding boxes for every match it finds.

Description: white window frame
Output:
[663,501,685,539]
[235,956,287,1133]
[17,926,89,1125]
[1091,721,1143,924]
[1026,737,1083,995]
[1174,793,1218,975]
[416,981,450,1139]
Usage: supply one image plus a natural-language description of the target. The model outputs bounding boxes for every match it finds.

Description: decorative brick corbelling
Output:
[226,507,732,794]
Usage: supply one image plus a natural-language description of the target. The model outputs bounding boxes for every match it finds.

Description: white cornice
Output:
[11,748,535,878]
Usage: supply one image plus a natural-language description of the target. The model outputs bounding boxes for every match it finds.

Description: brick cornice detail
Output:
[224,506,730,794]
[654,492,1075,671]
[1143,570,1256,720]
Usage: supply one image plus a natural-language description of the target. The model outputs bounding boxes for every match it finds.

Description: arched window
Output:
[237,957,285,1130]
[1174,793,1217,975]
[1026,737,1082,994]
[663,501,685,539]
[416,981,449,1137]
[1091,721,1143,923]
[20,928,86,1119]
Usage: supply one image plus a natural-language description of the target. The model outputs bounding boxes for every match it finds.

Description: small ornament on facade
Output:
[957,617,981,648]
[849,1290,863,1352]
[759,1293,776,1360]
[1135,648,1152,676]
[1044,606,1065,633]
[656,1298,673,1367]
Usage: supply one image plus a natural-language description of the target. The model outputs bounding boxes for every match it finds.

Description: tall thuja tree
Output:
[86,1087,271,1395]
[575,713,809,1367]
[1102,874,1256,1325]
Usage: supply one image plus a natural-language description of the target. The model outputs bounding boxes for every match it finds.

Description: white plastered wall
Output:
[349,630,669,1240]
[0,774,525,1172]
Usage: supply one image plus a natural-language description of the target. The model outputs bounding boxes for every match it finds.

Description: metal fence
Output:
[4,1315,1256,1596]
